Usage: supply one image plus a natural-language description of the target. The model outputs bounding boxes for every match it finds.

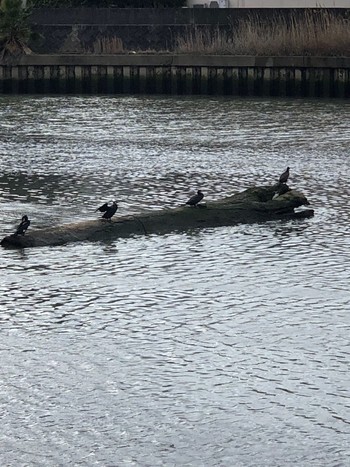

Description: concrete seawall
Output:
[1,55,349,97]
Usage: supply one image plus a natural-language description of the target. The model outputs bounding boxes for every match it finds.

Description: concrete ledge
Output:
[11,54,350,68]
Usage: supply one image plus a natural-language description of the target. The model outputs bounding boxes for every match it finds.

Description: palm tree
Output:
[0,0,33,59]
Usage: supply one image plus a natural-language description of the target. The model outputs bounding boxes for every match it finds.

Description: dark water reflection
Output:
[0,96,350,466]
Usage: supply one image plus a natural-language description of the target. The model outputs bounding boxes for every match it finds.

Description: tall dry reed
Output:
[91,36,124,54]
[175,11,350,56]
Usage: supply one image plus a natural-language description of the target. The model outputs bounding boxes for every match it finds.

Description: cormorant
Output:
[96,201,118,220]
[14,215,30,236]
[272,184,290,199]
[279,167,290,184]
[186,190,204,207]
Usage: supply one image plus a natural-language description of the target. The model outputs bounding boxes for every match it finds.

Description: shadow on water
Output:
[271,219,311,237]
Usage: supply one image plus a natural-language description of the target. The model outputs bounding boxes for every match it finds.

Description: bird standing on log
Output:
[279,167,290,184]
[14,215,30,236]
[96,201,118,221]
[186,190,204,207]
[272,183,290,200]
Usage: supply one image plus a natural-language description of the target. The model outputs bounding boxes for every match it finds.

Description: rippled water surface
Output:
[0,95,350,466]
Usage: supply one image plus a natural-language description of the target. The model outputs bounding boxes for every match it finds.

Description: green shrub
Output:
[0,0,34,58]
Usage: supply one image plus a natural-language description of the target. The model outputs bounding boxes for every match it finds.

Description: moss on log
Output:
[1,184,313,249]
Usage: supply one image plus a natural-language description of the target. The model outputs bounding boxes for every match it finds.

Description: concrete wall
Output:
[1,55,349,98]
[188,0,350,6]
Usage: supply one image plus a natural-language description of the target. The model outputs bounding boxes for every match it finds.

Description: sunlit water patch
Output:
[0,95,350,466]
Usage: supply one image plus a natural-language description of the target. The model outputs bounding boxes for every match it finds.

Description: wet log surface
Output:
[1,184,314,249]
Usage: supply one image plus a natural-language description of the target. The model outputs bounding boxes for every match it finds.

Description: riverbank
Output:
[1,54,349,97]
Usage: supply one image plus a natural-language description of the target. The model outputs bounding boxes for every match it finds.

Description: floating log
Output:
[1,184,313,249]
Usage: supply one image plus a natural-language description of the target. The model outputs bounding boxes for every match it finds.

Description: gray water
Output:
[0,95,350,467]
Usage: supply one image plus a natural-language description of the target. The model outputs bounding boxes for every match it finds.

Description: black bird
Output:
[96,201,118,221]
[14,215,31,236]
[186,190,204,207]
[279,167,290,184]
[272,183,290,200]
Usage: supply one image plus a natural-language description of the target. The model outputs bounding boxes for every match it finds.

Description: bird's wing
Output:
[188,194,203,204]
[15,224,24,235]
[97,202,108,212]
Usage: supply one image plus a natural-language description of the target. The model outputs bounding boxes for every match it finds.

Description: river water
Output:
[0,95,349,466]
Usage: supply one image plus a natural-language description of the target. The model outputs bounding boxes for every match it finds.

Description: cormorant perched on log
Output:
[96,201,118,221]
[279,167,290,184]
[186,190,204,207]
[14,215,30,236]
[272,183,290,199]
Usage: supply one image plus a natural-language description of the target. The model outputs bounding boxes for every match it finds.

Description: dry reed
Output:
[175,11,350,56]
[91,36,124,54]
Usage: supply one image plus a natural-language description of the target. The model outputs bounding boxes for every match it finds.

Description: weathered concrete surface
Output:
[30,7,350,27]
[1,185,313,249]
[8,54,350,68]
[1,54,348,96]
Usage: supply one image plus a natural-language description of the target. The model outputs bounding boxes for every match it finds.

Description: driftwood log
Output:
[1,184,313,249]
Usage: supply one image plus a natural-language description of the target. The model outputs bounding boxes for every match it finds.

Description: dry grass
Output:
[176,27,232,55]
[90,36,124,54]
[175,11,350,56]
